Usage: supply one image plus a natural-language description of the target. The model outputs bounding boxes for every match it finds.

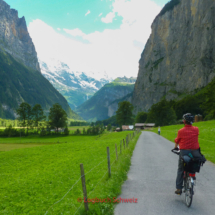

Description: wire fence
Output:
[44,129,141,215]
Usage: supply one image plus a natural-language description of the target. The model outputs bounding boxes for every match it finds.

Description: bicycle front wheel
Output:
[185,177,193,207]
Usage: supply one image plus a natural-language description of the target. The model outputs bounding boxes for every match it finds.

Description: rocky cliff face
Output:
[0,0,40,72]
[108,93,132,117]
[132,0,215,114]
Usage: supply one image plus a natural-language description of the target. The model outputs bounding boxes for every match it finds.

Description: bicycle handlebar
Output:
[171,147,180,155]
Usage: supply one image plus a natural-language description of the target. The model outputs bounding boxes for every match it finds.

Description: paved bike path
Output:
[114,131,215,215]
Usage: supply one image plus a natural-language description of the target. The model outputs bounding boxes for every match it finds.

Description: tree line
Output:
[1,102,107,137]
[0,102,69,137]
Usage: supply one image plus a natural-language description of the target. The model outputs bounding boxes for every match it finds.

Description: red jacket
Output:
[175,125,200,150]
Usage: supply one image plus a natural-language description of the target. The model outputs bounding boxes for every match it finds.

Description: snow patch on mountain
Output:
[39,58,113,110]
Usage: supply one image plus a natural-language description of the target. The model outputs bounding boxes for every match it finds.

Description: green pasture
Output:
[0,131,141,214]
[151,120,215,163]
[68,126,89,131]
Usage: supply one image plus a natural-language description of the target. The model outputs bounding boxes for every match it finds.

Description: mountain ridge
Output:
[39,58,112,110]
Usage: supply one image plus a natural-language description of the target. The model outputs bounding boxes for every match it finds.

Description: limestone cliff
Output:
[108,93,132,117]
[0,0,40,72]
[132,0,215,114]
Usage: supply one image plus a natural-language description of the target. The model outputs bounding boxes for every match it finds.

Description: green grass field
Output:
[68,126,89,131]
[151,120,215,164]
[0,131,140,215]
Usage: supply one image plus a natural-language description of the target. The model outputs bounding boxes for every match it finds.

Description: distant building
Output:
[122,125,134,131]
[50,128,65,133]
[144,123,155,129]
[135,123,155,130]
[115,127,121,132]
[135,123,145,130]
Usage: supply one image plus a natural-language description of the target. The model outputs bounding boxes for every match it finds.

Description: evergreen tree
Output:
[146,99,177,126]
[48,103,68,132]
[200,80,215,119]
[116,101,134,126]
[16,102,32,133]
[135,112,148,123]
[32,104,46,133]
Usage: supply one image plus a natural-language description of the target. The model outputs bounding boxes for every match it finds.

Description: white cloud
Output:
[57,28,61,31]
[28,0,161,79]
[101,12,115,23]
[63,28,86,37]
[85,10,91,16]
[99,13,103,17]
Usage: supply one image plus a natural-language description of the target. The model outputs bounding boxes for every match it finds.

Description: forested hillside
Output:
[0,50,81,120]
[76,77,135,121]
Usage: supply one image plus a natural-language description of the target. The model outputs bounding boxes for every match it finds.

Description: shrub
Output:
[64,126,70,135]
[75,128,81,135]
[107,124,112,131]
[2,125,20,137]
[87,127,92,135]
[40,127,47,136]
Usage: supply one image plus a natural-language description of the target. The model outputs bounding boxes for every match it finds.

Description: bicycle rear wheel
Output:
[185,177,193,207]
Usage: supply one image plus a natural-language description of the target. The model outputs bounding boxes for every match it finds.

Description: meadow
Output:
[0,126,89,151]
[0,130,141,215]
[151,120,215,164]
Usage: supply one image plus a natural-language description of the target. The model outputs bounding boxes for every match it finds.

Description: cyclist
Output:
[174,113,200,195]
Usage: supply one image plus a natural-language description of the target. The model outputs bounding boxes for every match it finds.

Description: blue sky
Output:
[4,0,170,79]
[5,0,169,33]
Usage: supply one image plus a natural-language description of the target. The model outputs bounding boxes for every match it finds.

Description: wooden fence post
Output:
[80,164,89,211]
[115,144,118,161]
[107,147,111,177]
[120,140,122,154]
[123,139,125,149]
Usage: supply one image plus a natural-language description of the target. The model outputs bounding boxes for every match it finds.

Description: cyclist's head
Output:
[182,113,194,125]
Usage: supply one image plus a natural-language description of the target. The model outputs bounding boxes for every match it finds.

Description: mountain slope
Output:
[40,59,112,110]
[76,77,136,121]
[0,0,81,120]
[132,0,215,114]
[0,50,81,119]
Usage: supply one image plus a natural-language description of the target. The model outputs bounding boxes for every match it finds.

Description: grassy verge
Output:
[151,120,215,164]
[78,131,141,215]
[0,131,141,214]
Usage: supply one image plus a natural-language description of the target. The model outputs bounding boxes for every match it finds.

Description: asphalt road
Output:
[114,131,215,215]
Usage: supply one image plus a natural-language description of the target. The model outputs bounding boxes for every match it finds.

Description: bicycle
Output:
[171,148,197,207]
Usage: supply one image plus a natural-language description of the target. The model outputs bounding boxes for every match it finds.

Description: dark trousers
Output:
[158,131,160,135]
[176,149,197,189]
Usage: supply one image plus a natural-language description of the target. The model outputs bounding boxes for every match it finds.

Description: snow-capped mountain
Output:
[39,59,113,110]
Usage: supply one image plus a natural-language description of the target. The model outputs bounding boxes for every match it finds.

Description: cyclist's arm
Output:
[174,131,180,148]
